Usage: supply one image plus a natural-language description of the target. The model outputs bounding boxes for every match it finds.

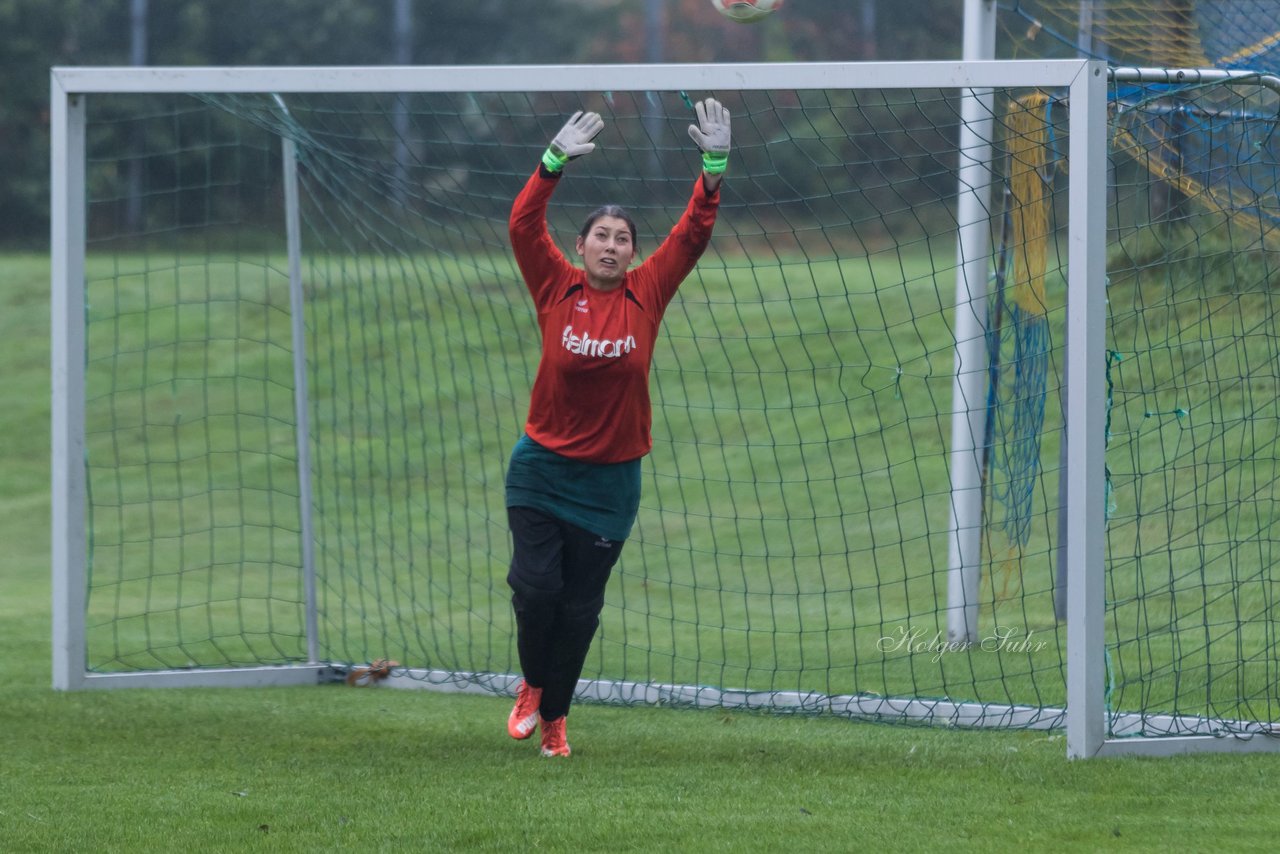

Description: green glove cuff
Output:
[701,151,729,175]
[541,146,569,173]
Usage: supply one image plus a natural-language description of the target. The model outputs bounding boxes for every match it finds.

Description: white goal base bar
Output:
[65,662,1280,757]
[66,665,332,690]
[377,668,1280,758]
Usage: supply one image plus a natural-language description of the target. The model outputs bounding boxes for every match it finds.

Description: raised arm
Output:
[637,176,720,312]
[508,111,605,309]
[634,98,731,309]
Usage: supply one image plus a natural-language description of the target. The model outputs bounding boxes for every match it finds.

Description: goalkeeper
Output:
[504,98,729,757]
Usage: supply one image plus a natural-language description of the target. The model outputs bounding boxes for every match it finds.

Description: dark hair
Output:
[579,205,638,248]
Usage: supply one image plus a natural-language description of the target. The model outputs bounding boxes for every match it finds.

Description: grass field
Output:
[12,240,1280,849]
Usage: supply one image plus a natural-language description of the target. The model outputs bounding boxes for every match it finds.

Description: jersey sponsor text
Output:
[561,324,636,358]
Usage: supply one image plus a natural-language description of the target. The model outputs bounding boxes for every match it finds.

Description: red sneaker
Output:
[507,680,542,740]
[539,714,571,757]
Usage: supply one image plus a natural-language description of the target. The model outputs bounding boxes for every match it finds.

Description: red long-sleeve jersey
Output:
[508,167,720,463]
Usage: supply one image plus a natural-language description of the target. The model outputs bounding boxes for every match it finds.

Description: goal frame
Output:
[49,58,1257,759]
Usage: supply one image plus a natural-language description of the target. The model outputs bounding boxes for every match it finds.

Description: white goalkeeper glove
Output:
[542,111,605,173]
[687,97,731,175]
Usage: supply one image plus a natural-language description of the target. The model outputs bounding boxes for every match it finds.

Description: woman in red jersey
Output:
[504,99,730,757]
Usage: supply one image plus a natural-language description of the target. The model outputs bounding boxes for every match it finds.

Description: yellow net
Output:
[1009,1,1207,67]
[1007,4,1280,250]
[1007,1,1280,69]
[985,92,1055,605]
[1006,92,1051,317]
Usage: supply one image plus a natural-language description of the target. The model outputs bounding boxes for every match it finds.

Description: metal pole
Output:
[1065,60,1108,760]
[1056,0,1097,625]
[126,0,147,233]
[51,76,89,690]
[644,0,665,177]
[946,0,997,644]
[860,0,877,60]
[277,97,319,665]
[392,0,414,205]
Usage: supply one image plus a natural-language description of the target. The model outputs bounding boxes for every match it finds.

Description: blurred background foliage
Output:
[6,0,967,245]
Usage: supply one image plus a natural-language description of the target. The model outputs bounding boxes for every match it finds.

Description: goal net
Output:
[1003,0,1280,71]
[50,61,1278,757]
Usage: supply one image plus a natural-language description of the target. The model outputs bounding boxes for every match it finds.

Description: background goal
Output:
[50,60,1277,757]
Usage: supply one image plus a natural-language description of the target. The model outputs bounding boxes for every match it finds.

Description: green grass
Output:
[12,243,1280,849]
[3,675,1278,852]
[3,676,1279,852]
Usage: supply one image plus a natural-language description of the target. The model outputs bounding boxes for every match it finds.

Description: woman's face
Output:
[575,215,635,290]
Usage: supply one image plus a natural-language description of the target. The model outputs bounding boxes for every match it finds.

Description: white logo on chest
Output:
[561,324,636,358]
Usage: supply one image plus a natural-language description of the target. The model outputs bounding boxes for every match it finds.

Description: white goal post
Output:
[51,58,1272,759]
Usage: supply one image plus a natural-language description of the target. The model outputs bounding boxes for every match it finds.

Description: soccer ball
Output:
[710,0,784,24]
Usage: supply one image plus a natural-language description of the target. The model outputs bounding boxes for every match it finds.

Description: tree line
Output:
[9,0,967,246]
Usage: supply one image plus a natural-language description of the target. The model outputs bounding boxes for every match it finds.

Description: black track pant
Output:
[507,505,625,721]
